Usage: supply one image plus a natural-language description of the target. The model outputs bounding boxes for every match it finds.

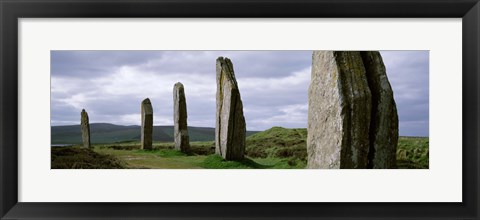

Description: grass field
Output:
[51,127,428,169]
[52,143,302,169]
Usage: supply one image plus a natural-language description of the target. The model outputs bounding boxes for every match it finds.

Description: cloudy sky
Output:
[51,51,429,136]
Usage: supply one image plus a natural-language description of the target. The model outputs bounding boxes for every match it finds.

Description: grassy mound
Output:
[51,147,126,169]
[245,127,429,169]
[246,127,307,162]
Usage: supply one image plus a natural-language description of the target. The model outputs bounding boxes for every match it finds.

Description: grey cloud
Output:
[51,50,429,136]
[51,51,162,78]
[137,51,312,78]
[381,51,429,136]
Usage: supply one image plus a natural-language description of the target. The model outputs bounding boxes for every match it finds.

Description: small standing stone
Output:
[80,109,91,148]
[215,57,246,161]
[173,82,190,153]
[141,98,153,150]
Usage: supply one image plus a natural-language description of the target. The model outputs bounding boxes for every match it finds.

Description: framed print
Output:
[1,0,479,219]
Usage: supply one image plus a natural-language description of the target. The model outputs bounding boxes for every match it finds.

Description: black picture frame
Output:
[1,0,479,219]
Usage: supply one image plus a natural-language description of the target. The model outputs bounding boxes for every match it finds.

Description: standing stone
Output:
[307,51,372,169]
[141,98,153,150]
[361,51,398,169]
[80,109,91,148]
[173,82,190,153]
[215,57,246,161]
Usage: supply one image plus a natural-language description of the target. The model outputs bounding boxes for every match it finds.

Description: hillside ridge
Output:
[51,123,259,144]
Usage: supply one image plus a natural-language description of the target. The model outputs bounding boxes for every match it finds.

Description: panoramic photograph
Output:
[51,50,429,169]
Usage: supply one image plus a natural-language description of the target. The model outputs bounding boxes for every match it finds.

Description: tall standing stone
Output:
[173,82,190,153]
[141,98,153,150]
[80,109,91,148]
[215,57,246,161]
[361,51,398,169]
[307,51,372,169]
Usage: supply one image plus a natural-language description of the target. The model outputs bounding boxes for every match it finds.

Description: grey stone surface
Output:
[141,98,153,150]
[80,109,91,148]
[215,57,246,161]
[361,51,399,169]
[173,82,190,153]
[307,51,372,169]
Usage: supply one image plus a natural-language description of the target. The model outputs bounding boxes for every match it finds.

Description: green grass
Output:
[51,127,428,169]
[88,145,305,169]
[396,136,429,169]
[93,146,207,169]
[253,157,307,169]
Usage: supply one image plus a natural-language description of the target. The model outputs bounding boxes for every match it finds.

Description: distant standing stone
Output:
[173,82,190,153]
[215,57,246,161]
[80,109,91,148]
[141,98,153,150]
[361,51,398,169]
[307,51,372,168]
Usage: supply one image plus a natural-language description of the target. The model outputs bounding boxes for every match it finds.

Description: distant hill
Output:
[51,123,259,144]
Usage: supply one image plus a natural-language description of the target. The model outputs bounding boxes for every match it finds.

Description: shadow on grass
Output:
[396,159,428,169]
[199,154,274,169]
[134,149,187,157]
[187,145,215,156]
[99,145,140,150]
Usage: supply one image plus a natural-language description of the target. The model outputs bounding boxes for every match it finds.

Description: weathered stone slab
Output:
[173,82,190,153]
[80,109,91,148]
[215,57,246,161]
[361,51,398,169]
[307,51,371,169]
[141,98,153,150]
